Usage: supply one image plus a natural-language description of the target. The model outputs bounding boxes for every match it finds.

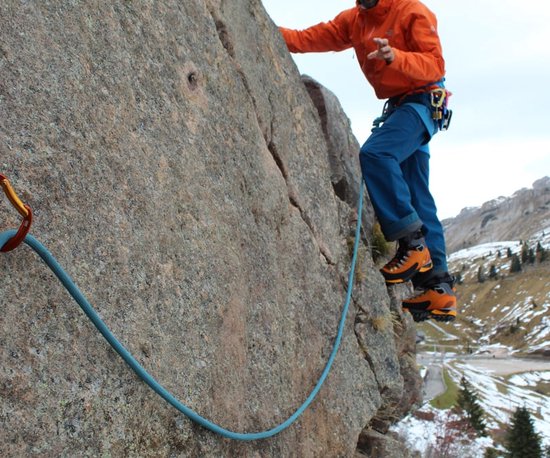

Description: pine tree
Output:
[528,248,536,264]
[505,406,543,458]
[456,376,487,436]
[489,264,498,279]
[521,242,529,264]
[510,254,522,273]
[484,448,499,458]
[477,266,486,283]
[507,247,513,258]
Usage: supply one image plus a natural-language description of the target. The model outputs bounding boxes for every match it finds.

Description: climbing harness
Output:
[0,173,364,441]
[0,173,33,252]
[371,100,391,131]
[372,82,452,131]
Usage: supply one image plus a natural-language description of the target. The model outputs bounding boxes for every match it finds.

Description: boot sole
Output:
[404,308,456,323]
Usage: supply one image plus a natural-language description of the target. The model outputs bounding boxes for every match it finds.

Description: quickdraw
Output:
[0,173,33,252]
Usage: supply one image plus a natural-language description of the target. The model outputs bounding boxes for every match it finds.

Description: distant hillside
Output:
[440,177,550,355]
[443,177,550,254]
[400,182,550,456]
[447,229,550,356]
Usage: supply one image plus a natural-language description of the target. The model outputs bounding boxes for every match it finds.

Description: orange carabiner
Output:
[0,173,33,252]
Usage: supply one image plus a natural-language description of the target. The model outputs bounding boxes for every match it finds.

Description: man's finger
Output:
[367,50,379,60]
[373,37,389,48]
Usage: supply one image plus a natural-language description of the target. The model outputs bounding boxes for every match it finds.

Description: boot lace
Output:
[386,243,409,269]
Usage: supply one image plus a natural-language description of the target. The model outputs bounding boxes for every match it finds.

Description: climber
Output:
[279,0,457,322]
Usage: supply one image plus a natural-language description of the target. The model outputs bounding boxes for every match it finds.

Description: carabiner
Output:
[0,173,33,252]
[430,88,446,109]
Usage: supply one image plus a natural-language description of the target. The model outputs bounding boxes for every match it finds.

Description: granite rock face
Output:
[0,1,420,456]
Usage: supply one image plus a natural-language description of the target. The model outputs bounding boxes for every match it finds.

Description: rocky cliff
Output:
[0,1,420,456]
[443,177,550,254]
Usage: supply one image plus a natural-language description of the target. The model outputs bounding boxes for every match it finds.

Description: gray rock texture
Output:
[1,1,420,456]
[357,429,421,458]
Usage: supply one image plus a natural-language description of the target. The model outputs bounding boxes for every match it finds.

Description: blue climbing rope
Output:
[0,188,364,441]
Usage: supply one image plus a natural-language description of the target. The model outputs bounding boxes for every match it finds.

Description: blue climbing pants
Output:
[359,103,448,273]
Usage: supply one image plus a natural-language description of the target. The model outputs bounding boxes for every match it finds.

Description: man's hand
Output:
[367,38,395,64]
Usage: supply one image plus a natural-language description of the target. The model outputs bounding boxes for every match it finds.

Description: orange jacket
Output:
[280,0,445,99]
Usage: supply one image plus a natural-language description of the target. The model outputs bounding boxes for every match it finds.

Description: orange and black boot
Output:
[403,273,457,322]
[380,230,433,284]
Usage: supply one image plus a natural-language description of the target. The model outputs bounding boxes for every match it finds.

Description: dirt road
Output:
[457,356,550,375]
[418,352,550,401]
[422,364,446,401]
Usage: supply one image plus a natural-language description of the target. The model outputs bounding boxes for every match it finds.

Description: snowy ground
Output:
[448,361,550,439]
[394,406,494,457]
[448,227,550,265]
[394,348,550,456]
[393,232,550,456]
[448,241,522,264]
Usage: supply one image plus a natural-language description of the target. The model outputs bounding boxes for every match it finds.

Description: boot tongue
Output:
[402,229,424,247]
[412,270,438,289]
[414,271,455,290]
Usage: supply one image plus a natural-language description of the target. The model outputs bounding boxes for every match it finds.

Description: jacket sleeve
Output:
[389,7,445,83]
[279,10,354,53]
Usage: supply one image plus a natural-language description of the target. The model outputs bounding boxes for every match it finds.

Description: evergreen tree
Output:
[507,247,513,258]
[505,406,543,458]
[528,248,536,264]
[521,242,529,264]
[510,254,522,273]
[484,448,499,458]
[477,266,486,283]
[489,264,498,279]
[457,376,487,436]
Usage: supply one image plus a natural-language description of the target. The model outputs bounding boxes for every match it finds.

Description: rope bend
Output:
[0,189,364,441]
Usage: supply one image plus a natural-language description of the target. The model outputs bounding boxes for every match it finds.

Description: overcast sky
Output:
[261,0,550,219]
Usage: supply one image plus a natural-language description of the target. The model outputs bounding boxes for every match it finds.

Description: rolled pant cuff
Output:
[383,213,423,241]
